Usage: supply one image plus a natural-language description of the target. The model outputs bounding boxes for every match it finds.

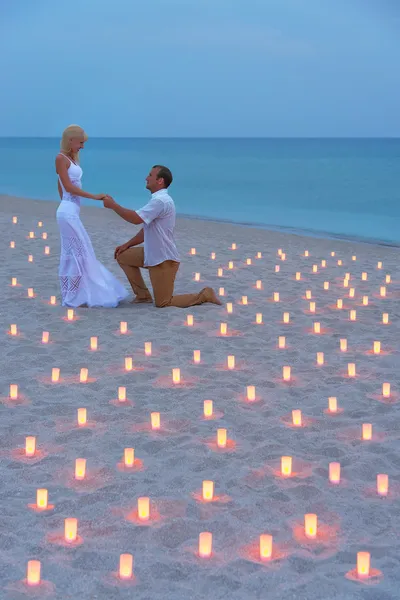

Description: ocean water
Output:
[0,137,399,244]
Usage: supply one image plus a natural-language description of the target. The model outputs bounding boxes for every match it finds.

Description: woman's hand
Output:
[94,193,107,200]
[114,242,129,259]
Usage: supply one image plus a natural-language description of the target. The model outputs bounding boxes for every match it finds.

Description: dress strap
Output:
[58,153,76,165]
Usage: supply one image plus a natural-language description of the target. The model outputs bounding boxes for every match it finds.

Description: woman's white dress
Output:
[56,156,128,307]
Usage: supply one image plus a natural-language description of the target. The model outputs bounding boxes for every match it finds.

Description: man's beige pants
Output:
[117,247,207,308]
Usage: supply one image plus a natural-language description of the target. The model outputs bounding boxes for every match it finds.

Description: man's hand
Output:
[114,242,129,259]
[103,195,117,209]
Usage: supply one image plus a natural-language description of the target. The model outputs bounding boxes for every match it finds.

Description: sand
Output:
[1,193,399,600]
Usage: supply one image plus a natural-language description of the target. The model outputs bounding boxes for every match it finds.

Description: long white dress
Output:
[56,155,129,307]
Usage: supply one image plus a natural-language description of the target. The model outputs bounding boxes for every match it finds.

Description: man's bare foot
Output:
[131,297,153,304]
[202,287,222,305]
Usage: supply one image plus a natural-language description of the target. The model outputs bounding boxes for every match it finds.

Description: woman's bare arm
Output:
[57,179,62,199]
[55,155,105,200]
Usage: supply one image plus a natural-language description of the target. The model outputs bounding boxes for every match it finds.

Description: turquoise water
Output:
[0,137,399,244]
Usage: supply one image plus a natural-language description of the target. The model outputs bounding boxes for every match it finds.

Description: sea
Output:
[0,137,399,245]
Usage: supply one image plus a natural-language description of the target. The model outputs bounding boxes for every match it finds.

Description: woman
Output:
[55,124,128,307]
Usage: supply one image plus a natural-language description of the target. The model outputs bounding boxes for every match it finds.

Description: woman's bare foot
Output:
[131,297,153,304]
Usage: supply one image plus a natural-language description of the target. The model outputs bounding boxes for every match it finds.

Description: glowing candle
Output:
[278,249,282,256]
[193,350,201,364]
[362,295,368,305]
[75,458,86,480]
[259,534,273,560]
[362,423,372,440]
[38,221,43,227]
[377,474,389,496]
[329,462,341,484]
[317,352,324,366]
[119,554,133,580]
[10,384,18,400]
[36,489,48,509]
[305,290,312,300]
[385,274,391,284]
[273,292,280,302]
[275,265,280,272]
[331,251,335,256]
[67,309,74,321]
[278,336,286,349]
[281,456,292,477]
[345,272,350,281]
[337,299,343,309]
[343,279,348,288]
[282,366,291,381]
[349,288,355,298]
[217,428,227,448]
[382,383,390,398]
[218,268,223,277]
[25,436,36,457]
[350,310,356,321]
[257,251,262,258]
[50,295,56,305]
[190,247,196,255]
[172,368,181,384]
[309,302,316,313]
[10,240,15,248]
[312,264,318,273]
[28,255,33,262]
[382,313,389,324]
[194,272,200,281]
[27,560,41,586]
[321,259,326,267]
[340,338,347,352]
[304,250,309,257]
[361,272,367,282]
[80,368,88,383]
[202,480,214,501]
[42,232,47,239]
[10,324,17,336]
[77,408,87,426]
[118,386,126,401]
[323,281,329,290]
[12,216,17,223]
[151,412,160,430]
[41,331,49,344]
[227,355,235,370]
[246,258,252,265]
[124,448,135,467]
[247,385,256,401]
[313,322,321,334]
[373,341,381,354]
[64,518,78,543]
[145,341,152,355]
[352,255,356,261]
[377,261,382,269]
[304,514,317,539]
[228,261,234,269]
[283,312,290,323]
[295,272,301,280]
[242,295,248,305]
[220,323,227,336]
[219,287,225,296]
[125,357,133,371]
[29,231,34,238]
[204,400,213,418]
[120,321,127,334]
[348,363,356,377]
[199,532,212,558]
[28,288,34,298]
[44,246,50,255]
[231,243,237,250]
[226,302,233,313]
[90,336,98,351]
[51,367,60,382]
[211,252,216,260]
[328,397,338,413]
[256,313,263,324]
[138,497,150,521]
[357,552,370,578]
[292,409,302,426]
[256,280,262,289]
[380,286,386,297]
[338,259,342,265]
[187,314,194,326]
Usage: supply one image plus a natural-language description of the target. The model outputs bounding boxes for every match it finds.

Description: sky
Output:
[1,0,400,137]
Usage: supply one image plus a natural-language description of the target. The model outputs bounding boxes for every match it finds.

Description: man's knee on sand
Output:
[154,297,172,308]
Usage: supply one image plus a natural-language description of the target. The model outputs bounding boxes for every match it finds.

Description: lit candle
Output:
[380,286,386,297]
[317,352,324,366]
[228,261,234,270]
[312,264,318,273]
[259,534,273,560]
[145,341,152,356]
[124,448,135,467]
[187,314,194,326]
[90,336,98,351]
[377,474,389,496]
[172,368,181,384]
[247,386,256,401]
[28,255,33,262]
[12,216,18,223]
[328,397,338,413]
[10,240,15,248]
[25,436,36,457]
[202,480,214,501]
[382,313,389,324]
[256,313,263,324]
[313,322,321,334]
[199,532,212,558]
[80,368,88,383]
[77,408,87,426]
[382,383,390,398]
[321,259,326,267]
[304,514,317,539]
[67,309,74,321]
[362,272,367,281]
[257,251,262,258]
[138,497,150,521]
[349,288,355,298]
[203,400,213,418]
[277,249,282,256]
[119,554,133,580]
[362,295,368,305]
[385,274,391,284]
[337,299,343,309]
[246,258,252,265]
[44,246,50,255]
[362,423,372,440]
[151,412,160,430]
[193,350,201,364]
[217,428,227,448]
[75,458,86,480]
[304,250,309,257]
[275,265,280,273]
[38,221,43,227]
[329,462,341,484]
[218,268,223,277]
[29,231,35,238]
[64,518,78,543]
[282,366,291,381]
[125,357,133,371]
[11,277,17,286]
[357,552,370,578]
[283,312,290,323]
[219,287,225,296]
[373,341,381,354]
[51,367,60,382]
[323,281,329,290]
[309,302,316,313]
[340,338,347,352]
[226,302,233,313]
[305,290,312,300]
[36,489,48,510]
[10,324,17,336]
[377,261,382,269]
[343,279,348,288]
[242,295,248,305]
[281,456,292,477]
[348,363,356,377]
[211,252,216,259]
[42,232,47,239]
[278,336,286,349]
[42,331,49,344]
[273,292,280,302]
[350,310,356,321]
[295,272,301,280]
[338,259,342,265]
[227,355,235,370]
[50,295,56,305]
[190,247,196,255]
[118,386,127,401]
[28,288,34,298]
[26,560,41,586]
[120,321,128,334]
[194,272,200,281]
[231,243,237,250]
[352,255,356,261]
[10,384,18,400]
[256,280,262,289]
[292,409,302,426]
[220,323,227,336]
[331,251,335,256]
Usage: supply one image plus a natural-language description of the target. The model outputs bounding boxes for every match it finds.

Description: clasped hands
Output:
[101,194,116,208]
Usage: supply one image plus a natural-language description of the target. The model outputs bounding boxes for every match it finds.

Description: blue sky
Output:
[1,0,399,136]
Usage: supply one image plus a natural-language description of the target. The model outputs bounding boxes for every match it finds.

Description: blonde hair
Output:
[60,124,88,163]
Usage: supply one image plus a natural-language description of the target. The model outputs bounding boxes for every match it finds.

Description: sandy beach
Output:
[1,193,399,600]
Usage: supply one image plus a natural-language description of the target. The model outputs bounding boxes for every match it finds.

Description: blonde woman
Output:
[55,125,128,307]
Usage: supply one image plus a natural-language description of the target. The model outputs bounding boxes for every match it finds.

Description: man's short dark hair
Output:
[153,165,173,188]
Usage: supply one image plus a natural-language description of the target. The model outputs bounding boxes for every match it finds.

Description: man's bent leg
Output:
[117,247,153,301]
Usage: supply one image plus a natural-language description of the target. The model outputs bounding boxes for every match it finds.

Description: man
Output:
[103,165,222,308]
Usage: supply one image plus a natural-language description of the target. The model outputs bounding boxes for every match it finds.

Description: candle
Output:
[247,386,256,401]
[42,232,47,239]
[190,247,196,255]
[220,323,227,336]
[304,514,317,539]
[281,456,292,477]
[203,400,213,418]
[211,252,216,259]
[345,272,350,280]
[120,321,127,334]
[295,272,301,280]
[26,560,41,586]
[329,462,341,484]
[64,518,78,543]
[199,532,212,558]
[227,355,235,370]
[202,480,214,501]
[12,216,18,223]
[42,331,49,344]
[349,288,355,298]
[151,412,160,430]
[357,552,370,578]
[118,386,126,401]
[323,281,329,290]
[275,265,280,273]
[350,310,356,321]
[317,352,324,366]
[51,367,60,382]
[277,249,282,256]
[119,554,133,580]
[10,240,15,248]
[67,309,74,321]
[313,322,321,334]
[228,261,234,270]
[338,259,342,265]
[312,264,318,273]
[125,357,133,371]
[377,474,389,496]
[278,336,286,349]
[352,255,356,261]
[77,408,87,426]
[10,324,17,336]
[273,292,280,302]
[11,277,17,286]
[231,243,237,250]
[305,290,312,300]
[218,268,223,277]
[283,366,291,381]
[283,312,289,323]
[340,338,347,352]
[138,497,150,521]
[246,258,252,265]
[377,261,382,269]
[256,280,262,289]
[219,287,225,296]
[362,423,372,440]
[25,436,36,457]
[382,383,390,398]
[44,246,50,255]
[38,221,43,227]
[10,384,18,400]
[242,295,248,305]
[50,295,56,305]
[124,448,135,467]
[194,272,200,281]
[362,272,367,281]
[90,336,98,351]
[28,288,34,298]
[321,259,326,267]
[259,534,273,560]
[373,341,381,354]
[328,397,338,413]
[309,302,316,313]
[382,313,389,324]
[380,286,386,297]
[217,428,227,448]
[256,313,263,324]
[187,314,194,326]
[80,368,88,383]
[36,489,48,510]
[343,278,348,288]
[172,368,181,384]
[145,341,152,356]
[292,409,302,426]
[337,299,343,309]
[385,274,391,284]
[28,255,33,262]
[304,250,309,257]
[226,302,233,314]
[348,363,356,377]
[331,251,335,256]
[75,458,86,480]
[362,295,369,305]
[29,231,35,238]
[193,350,201,364]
